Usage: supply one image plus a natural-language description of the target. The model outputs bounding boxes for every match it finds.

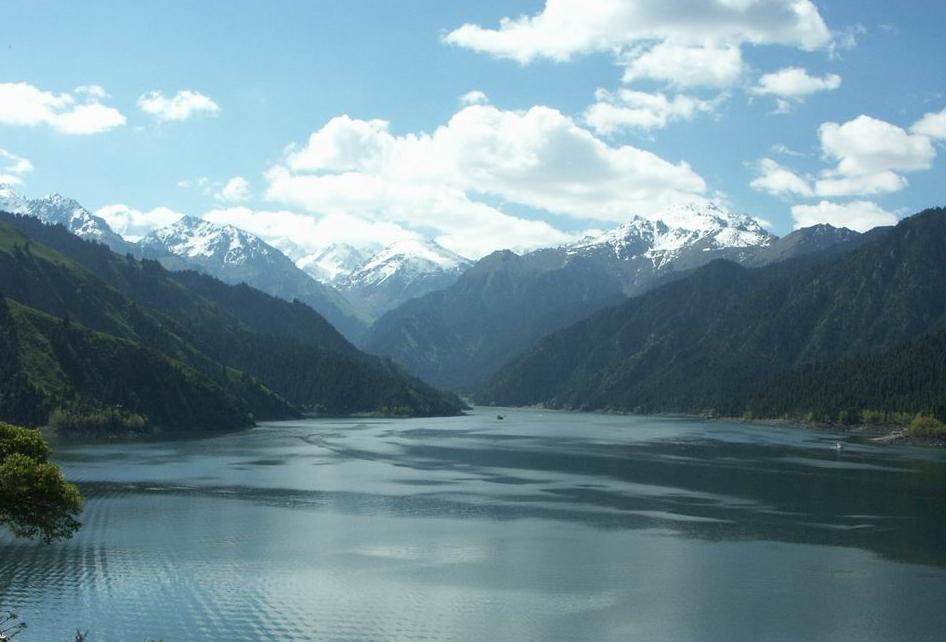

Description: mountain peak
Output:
[0,184,29,214]
[144,216,276,266]
[567,202,774,266]
[297,242,370,283]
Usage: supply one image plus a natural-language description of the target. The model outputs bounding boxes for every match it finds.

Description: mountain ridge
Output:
[476,207,945,422]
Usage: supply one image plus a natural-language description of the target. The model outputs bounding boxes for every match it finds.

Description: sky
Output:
[1,0,944,259]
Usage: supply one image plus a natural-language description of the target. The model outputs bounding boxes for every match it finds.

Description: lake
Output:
[3,408,946,641]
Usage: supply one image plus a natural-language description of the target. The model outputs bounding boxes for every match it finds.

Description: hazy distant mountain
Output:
[477,208,946,423]
[335,238,472,319]
[139,216,367,342]
[297,243,371,284]
[366,203,784,391]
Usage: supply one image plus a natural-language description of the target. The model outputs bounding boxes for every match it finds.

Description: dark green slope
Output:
[0,297,288,431]
[747,327,946,423]
[478,208,946,420]
[0,213,463,432]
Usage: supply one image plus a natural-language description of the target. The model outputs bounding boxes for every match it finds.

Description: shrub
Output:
[48,406,148,436]
[907,415,946,438]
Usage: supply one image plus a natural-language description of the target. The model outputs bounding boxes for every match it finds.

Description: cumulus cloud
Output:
[444,0,832,91]
[813,171,907,197]
[912,108,946,140]
[215,176,251,203]
[790,200,898,232]
[585,88,720,133]
[820,115,935,176]
[264,104,708,256]
[0,148,34,185]
[443,0,831,63]
[137,90,220,122]
[750,158,813,197]
[0,82,126,134]
[459,90,489,106]
[622,41,745,88]
[754,109,945,200]
[95,204,185,241]
[752,67,841,98]
[810,114,936,196]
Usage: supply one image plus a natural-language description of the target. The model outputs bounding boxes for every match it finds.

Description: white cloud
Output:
[752,66,841,97]
[178,176,213,192]
[622,41,745,88]
[912,108,946,140]
[265,104,708,257]
[443,1,832,91]
[216,176,251,203]
[459,90,489,106]
[443,0,832,63]
[0,82,126,134]
[759,112,943,200]
[95,204,185,241]
[585,88,719,133]
[769,143,804,157]
[813,171,907,197]
[74,84,109,99]
[0,148,34,185]
[137,90,220,122]
[750,158,813,197]
[790,200,898,232]
[820,115,936,176]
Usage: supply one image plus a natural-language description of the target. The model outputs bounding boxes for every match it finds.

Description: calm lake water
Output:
[3,408,946,641]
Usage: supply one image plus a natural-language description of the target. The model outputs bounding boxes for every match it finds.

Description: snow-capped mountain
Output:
[365,202,796,391]
[140,216,287,268]
[297,243,371,284]
[558,202,776,293]
[338,238,472,319]
[1,184,133,252]
[0,184,29,214]
[139,216,367,342]
[567,202,774,269]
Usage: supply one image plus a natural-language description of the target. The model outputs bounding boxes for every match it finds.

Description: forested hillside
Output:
[478,208,946,423]
[0,212,464,434]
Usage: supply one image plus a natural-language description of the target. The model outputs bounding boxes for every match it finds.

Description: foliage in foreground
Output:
[0,422,82,542]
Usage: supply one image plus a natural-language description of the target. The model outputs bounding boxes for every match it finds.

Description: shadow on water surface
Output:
[37,417,946,569]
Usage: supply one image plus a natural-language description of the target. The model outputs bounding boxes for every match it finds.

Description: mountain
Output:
[476,208,946,423]
[0,211,464,434]
[337,238,472,319]
[365,203,789,392]
[297,243,371,283]
[742,223,866,267]
[564,202,774,287]
[139,216,367,342]
[0,185,133,254]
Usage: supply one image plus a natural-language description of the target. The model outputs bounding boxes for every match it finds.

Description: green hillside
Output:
[0,213,464,434]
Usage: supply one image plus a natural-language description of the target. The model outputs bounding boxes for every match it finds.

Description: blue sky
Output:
[1,1,944,258]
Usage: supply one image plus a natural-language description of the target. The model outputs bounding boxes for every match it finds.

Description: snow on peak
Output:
[145,216,278,266]
[567,202,773,265]
[0,184,29,214]
[1,188,122,244]
[297,243,370,283]
[346,238,471,288]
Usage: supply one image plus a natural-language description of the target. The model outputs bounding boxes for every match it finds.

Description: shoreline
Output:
[491,403,946,448]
